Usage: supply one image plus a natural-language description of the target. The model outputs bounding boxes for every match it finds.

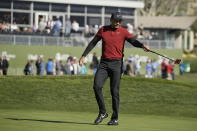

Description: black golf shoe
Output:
[107,119,118,126]
[94,112,108,125]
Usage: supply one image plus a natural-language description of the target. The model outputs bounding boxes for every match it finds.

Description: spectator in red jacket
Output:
[167,60,174,80]
[161,58,167,79]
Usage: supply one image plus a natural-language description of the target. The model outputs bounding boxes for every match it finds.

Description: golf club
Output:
[149,50,181,64]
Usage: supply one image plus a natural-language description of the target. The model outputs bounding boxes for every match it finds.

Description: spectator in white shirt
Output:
[71,20,79,33]
[38,18,46,32]
[11,21,19,32]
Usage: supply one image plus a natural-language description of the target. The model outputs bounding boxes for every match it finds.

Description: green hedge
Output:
[183,58,197,73]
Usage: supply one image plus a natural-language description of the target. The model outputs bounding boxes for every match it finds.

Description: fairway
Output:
[0,109,197,131]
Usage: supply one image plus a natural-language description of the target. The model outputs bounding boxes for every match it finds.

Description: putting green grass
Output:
[0,109,197,131]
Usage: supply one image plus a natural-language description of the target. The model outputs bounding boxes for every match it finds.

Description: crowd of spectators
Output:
[126,23,160,40]
[0,16,100,37]
[23,53,175,80]
[122,55,175,80]
[24,54,88,76]
[0,15,159,40]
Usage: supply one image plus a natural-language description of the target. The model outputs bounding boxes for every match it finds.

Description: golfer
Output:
[79,12,150,125]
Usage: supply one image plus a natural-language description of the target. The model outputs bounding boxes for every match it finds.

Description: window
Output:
[104,17,110,25]
[34,2,49,11]
[0,11,11,23]
[105,7,119,14]
[87,6,102,14]
[70,16,84,26]
[87,17,101,26]
[13,13,30,24]
[70,5,85,13]
[120,8,134,16]
[52,4,67,12]
[0,1,11,9]
[13,1,31,10]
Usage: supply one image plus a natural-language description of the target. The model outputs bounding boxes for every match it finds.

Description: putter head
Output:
[174,59,181,64]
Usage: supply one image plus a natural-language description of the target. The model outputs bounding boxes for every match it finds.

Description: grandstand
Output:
[0,0,143,32]
[0,0,147,47]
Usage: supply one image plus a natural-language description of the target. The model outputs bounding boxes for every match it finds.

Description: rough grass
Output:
[0,75,197,118]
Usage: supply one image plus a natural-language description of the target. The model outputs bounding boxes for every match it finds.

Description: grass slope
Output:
[0,76,197,118]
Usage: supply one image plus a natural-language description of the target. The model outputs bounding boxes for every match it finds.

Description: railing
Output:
[0,34,174,49]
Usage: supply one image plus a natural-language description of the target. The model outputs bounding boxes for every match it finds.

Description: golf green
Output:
[0,109,196,131]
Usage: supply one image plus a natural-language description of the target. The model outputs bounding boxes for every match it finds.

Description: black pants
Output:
[3,69,7,75]
[93,59,122,120]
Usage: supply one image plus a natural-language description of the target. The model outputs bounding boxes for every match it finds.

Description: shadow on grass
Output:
[5,118,104,125]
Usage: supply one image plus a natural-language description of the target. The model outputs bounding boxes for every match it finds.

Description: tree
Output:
[138,0,196,16]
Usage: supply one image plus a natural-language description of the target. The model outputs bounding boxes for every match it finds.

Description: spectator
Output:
[123,59,128,75]
[72,57,78,75]
[128,55,135,76]
[35,56,41,75]
[145,58,152,78]
[60,60,65,75]
[127,23,134,34]
[29,60,34,75]
[0,21,9,32]
[93,25,99,35]
[68,54,73,61]
[80,63,87,75]
[40,58,45,75]
[88,25,95,36]
[179,62,185,75]
[2,56,9,75]
[71,20,79,33]
[32,23,37,33]
[84,25,90,37]
[38,17,46,32]
[24,60,31,75]
[137,28,144,39]
[53,17,62,36]
[65,18,72,36]
[10,21,19,32]
[0,56,2,75]
[46,58,53,75]
[151,59,159,78]
[161,58,167,79]
[135,55,141,76]
[53,59,56,75]
[56,60,62,75]
[167,60,174,80]
[64,58,72,75]
[139,24,144,32]
[24,60,34,75]
[46,18,54,34]
[127,60,134,76]
[128,55,135,64]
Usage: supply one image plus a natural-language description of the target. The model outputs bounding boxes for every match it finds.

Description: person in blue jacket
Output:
[46,58,53,75]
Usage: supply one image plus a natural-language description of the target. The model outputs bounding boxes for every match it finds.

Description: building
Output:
[0,0,144,30]
[138,16,197,51]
